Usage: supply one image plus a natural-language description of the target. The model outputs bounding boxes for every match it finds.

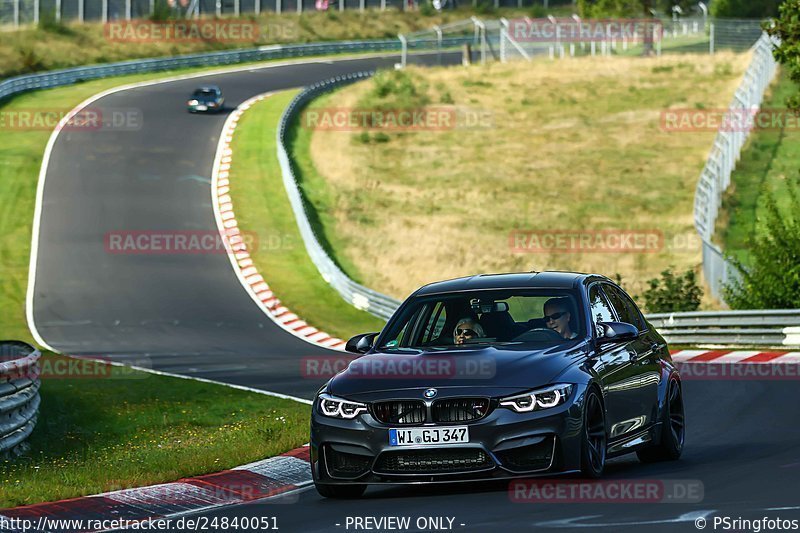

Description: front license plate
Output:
[389,426,469,446]
[196,105,207,111]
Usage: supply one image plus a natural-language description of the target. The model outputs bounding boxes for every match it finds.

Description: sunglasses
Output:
[544,311,567,322]
[456,328,477,336]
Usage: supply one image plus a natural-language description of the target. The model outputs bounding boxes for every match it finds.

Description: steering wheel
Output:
[513,327,565,342]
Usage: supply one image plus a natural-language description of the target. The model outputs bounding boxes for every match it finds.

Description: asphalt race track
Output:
[194,380,800,532]
[29,52,800,531]
[31,52,457,398]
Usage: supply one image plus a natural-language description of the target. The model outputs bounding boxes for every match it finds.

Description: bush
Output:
[723,179,800,309]
[642,268,702,313]
[419,0,436,16]
[149,0,176,21]
[365,69,430,110]
[38,9,73,35]
[712,0,782,18]
[475,0,496,15]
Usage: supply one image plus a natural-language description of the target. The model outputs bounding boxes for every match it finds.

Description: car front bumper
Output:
[310,386,588,486]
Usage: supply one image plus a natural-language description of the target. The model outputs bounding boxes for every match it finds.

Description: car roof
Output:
[195,86,220,91]
[414,271,605,296]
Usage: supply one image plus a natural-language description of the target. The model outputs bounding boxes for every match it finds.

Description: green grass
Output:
[0,352,309,508]
[718,68,800,265]
[226,90,385,339]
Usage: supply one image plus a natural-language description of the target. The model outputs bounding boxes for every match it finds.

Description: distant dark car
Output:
[187,86,224,113]
[310,271,684,498]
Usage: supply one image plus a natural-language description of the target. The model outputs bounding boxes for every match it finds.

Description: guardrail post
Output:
[126,0,131,20]
[13,0,19,27]
[399,34,407,68]
[235,0,240,16]
[102,0,108,23]
[297,0,302,14]
[56,0,61,22]
[216,0,221,17]
[359,0,364,11]
[433,25,442,66]
[709,23,715,55]
[276,0,281,14]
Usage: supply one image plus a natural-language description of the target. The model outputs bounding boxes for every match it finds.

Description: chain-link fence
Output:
[693,33,778,301]
[498,17,767,62]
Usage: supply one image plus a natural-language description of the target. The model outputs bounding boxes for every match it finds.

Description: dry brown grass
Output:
[303,52,750,305]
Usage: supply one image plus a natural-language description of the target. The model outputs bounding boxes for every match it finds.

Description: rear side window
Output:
[588,285,615,331]
[604,284,646,331]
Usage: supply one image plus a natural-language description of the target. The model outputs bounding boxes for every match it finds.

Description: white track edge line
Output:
[73,354,313,404]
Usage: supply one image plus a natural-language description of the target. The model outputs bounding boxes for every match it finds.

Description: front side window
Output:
[378,289,584,349]
[588,284,615,335]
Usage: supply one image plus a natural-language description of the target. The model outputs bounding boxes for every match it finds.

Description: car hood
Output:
[328,342,587,400]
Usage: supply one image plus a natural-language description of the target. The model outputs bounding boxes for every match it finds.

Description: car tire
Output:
[580,388,607,478]
[637,378,684,463]
[314,482,367,499]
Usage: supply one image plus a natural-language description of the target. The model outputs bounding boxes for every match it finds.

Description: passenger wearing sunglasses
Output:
[543,298,577,340]
[453,318,486,345]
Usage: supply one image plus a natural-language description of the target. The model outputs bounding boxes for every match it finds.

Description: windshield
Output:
[378,289,584,349]
[192,89,217,98]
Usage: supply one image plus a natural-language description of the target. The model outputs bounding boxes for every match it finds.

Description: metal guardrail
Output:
[648,310,800,347]
[693,32,779,301]
[0,341,41,458]
[0,37,477,103]
[276,72,403,321]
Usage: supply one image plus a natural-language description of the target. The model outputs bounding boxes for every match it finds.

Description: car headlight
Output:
[188,99,198,106]
[318,393,368,419]
[499,384,573,413]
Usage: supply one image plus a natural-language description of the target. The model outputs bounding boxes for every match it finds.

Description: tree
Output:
[723,179,800,309]
[713,0,783,19]
[767,1,800,113]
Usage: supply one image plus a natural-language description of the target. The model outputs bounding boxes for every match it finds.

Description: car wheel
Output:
[580,388,607,478]
[637,378,684,463]
[314,482,367,499]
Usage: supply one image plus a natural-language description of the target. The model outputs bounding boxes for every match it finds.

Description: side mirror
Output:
[345,332,379,354]
[596,322,639,344]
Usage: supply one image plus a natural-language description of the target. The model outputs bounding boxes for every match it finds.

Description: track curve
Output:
[30,53,455,398]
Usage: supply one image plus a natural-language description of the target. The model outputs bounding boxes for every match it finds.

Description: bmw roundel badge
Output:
[423,388,438,399]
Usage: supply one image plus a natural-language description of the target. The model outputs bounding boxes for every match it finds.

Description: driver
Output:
[453,318,486,345]
[543,298,578,340]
